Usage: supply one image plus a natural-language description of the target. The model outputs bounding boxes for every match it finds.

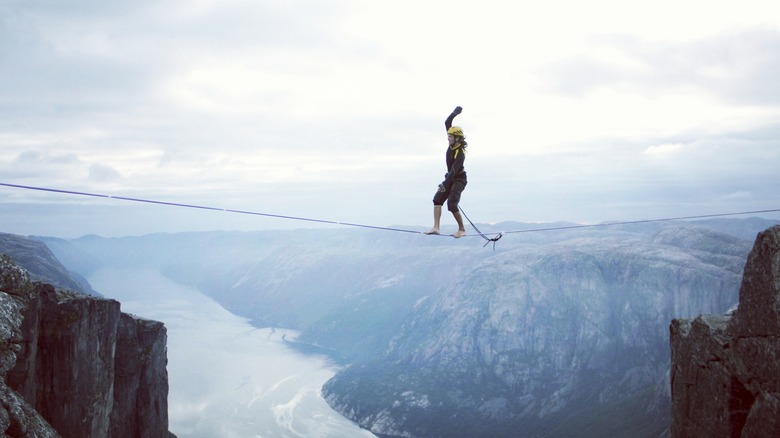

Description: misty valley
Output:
[4,217,778,437]
[87,267,374,438]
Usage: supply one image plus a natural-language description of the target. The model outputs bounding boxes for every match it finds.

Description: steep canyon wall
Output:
[671,225,780,437]
[0,253,172,437]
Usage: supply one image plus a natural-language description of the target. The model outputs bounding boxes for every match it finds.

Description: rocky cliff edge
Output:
[0,254,173,437]
[670,225,780,437]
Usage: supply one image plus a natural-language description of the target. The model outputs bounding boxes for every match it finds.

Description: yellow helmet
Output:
[447,126,464,137]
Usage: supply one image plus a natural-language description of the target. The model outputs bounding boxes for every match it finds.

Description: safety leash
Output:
[458,206,503,250]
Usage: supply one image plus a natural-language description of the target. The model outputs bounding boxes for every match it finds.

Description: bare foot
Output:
[451,230,466,238]
[425,228,440,235]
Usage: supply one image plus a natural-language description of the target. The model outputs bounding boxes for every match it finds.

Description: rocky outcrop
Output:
[670,225,780,437]
[0,255,57,436]
[0,254,172,437]
[110,313,170,438]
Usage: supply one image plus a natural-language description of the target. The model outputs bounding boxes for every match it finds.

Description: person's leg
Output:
[451,210,466,238]
[447,179,467,238]
[427,185,448,235]
[426,205,443,235]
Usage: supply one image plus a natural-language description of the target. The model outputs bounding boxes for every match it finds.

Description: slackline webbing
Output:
[3,182,780,245]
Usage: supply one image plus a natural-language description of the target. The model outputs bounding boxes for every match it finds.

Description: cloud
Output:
[643,143,685,156]
[2,0,780,237]
[89,163,121,182]
[2,150,84,180]
[538,28,780,106]
[15,150,79,165]
[716,191,754,202]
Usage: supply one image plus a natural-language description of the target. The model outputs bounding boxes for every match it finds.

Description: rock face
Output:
[670,225,780,437]
[0,253,172,437]
[0,254,57,437]
[111,313,170,438]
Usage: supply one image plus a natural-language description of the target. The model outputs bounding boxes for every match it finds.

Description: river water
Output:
[89,268,376,438]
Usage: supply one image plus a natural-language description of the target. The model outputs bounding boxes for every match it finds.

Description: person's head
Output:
[447,126,465,146]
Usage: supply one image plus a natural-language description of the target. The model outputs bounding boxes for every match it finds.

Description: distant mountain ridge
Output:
[29,217,780,437]
[0,232,100,296]
[323,229,749,437]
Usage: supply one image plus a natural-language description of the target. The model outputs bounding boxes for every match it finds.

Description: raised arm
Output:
[445,106,463,131]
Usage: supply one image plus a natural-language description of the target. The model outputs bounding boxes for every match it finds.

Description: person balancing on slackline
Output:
[426,105,468,238]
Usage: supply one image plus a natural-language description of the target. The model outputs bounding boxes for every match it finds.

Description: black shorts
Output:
[433,173,467,212]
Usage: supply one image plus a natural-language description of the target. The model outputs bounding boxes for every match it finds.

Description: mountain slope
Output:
[0,232,98,295]
[323,230,749,437]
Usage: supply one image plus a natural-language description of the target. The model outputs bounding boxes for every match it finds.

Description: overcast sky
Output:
[2,0,780,238]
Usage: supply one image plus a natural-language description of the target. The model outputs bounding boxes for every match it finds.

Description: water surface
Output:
[89,268,376,438]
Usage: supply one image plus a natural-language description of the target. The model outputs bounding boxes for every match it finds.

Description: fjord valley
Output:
[22,217,776,437]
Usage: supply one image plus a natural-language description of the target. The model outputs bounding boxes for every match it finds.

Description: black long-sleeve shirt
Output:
[443,112,466,185]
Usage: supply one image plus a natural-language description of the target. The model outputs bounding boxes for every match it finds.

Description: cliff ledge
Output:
[670,225,780,437]
[0,254,172,437]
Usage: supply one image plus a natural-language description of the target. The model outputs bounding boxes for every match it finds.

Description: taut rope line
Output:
[2,182,780,244]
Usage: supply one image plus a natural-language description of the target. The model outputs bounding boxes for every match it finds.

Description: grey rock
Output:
[110,313,169,438]
[671,225,780,437]
[0,248,173,437]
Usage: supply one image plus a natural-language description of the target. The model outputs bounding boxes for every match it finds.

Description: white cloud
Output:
[643,143,685,156]
[89,163,121,182]
[717,191,754,202]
